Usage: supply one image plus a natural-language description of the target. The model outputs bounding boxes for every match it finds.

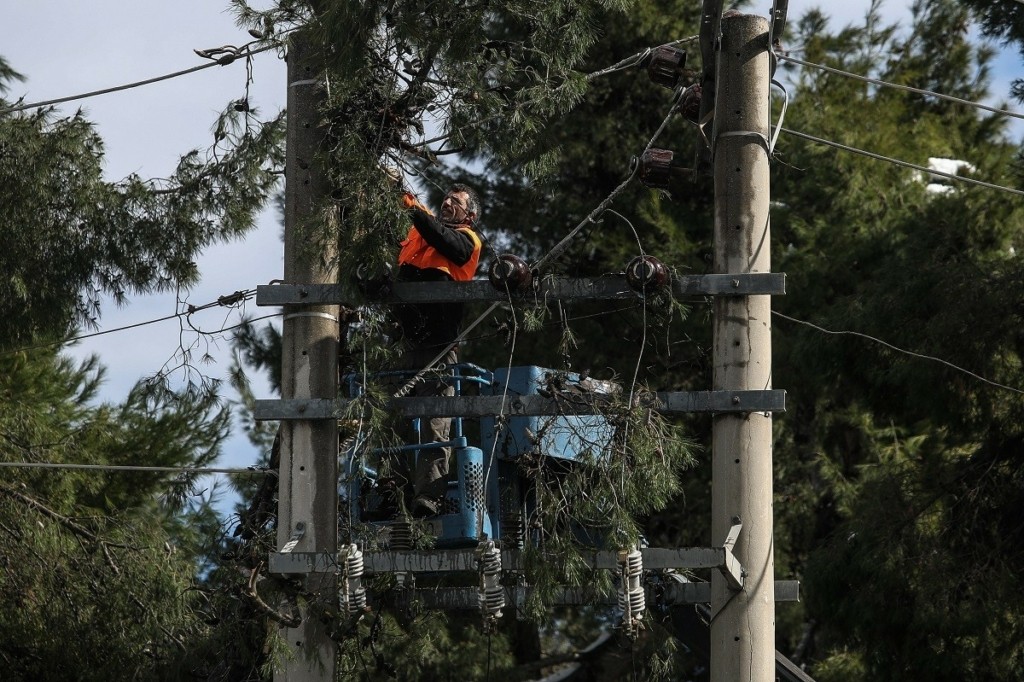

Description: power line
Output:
[0,43,279,116]
[1,289,256,357]
[533,89,684,273]
[780,127,1024,197]
[777,54,1024,122]
[586,35,699,81]
[0,461,273,475]
[773,310,1024,396]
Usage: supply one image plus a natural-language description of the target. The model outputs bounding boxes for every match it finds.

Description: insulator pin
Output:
[617,548,645,636]
[625,256,669,294]
[476,540,505,630]
[637,148,674,190]
[488,254,533,293]
[343,543,367,614]
[647,46,687,89]
[354,262,393,298]
[634,147,694,197]
[678,84,702,123]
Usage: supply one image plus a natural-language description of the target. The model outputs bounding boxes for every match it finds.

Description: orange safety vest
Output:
[397,198,482,281]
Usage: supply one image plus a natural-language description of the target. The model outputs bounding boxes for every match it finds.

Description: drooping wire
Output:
[603,209,649,469]
[777,53,1024,122]
[195,312,283,337]
[773,310,1024,396]
[349,314,372,543]
[780,127,1024,198]
[0,289,257,357]
[0,44,279,116]
[532,88,685,274]
[769,79,790,155]
[459,304,642,346]
[477,288,519,539]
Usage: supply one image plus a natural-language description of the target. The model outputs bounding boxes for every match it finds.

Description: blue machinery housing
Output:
[344,365,616,548]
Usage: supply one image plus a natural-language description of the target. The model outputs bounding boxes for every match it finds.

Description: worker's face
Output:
[440,190,474,224]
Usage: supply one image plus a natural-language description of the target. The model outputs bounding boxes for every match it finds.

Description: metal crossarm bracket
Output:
[253,389,785,421]
[267,549,799,605]
[696,0,725,173]
[270,546,745,575]
[770,0,789,48]
[255,273,785,306]
[267,547,798,609]
[254,398,337,421]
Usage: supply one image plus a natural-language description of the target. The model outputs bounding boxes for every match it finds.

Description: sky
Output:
[2,1,1021,510]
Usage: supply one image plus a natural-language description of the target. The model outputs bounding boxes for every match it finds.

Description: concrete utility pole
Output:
[276,32,339,682]
[710,13,775,682]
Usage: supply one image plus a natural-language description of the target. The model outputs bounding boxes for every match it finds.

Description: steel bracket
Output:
[253,389,785,422]
[270,546,746,576]
[255,273,785,307]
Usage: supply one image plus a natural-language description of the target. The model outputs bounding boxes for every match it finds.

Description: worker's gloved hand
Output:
[401,192,432,215]
[382,165,403,186]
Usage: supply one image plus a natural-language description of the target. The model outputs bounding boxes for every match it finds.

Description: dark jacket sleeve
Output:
[409,208,476,265]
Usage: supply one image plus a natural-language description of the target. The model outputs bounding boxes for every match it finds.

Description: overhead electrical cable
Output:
[777,53,1024,122]
[780,127,1024,198]
[0,289,256,356]
[586,35,699,80]
[773,311,1024,396]
[0,43,279,116]
[0,461,273,475]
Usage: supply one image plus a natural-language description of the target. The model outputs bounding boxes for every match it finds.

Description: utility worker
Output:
[393,183,482,516]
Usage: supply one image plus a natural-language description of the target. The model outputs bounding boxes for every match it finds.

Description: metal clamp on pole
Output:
[716,129,771,155]
[718,519,744,591]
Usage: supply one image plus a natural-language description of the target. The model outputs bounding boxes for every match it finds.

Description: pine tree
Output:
[0,51,286,679]
[0,348,236,680]
[0,69,284,348]
[769,3,1024,678]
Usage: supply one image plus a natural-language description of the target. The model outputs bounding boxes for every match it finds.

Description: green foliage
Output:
[335,610,516,681]
[0,81,284,348]
[0,32,285,677]
[0,349,232,679]
[0,56,24,94]
[765,1,1024,678]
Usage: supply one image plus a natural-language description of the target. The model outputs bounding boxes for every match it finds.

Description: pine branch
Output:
[245,562,301,628]
[0,482,99,543]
